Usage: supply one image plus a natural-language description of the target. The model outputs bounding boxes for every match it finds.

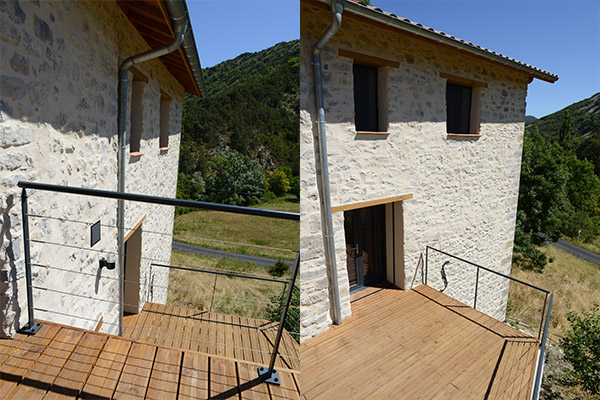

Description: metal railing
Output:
[17,180,299,385]
[424,246,553,400]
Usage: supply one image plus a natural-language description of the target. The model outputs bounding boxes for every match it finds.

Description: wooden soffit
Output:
[117,0,202,96]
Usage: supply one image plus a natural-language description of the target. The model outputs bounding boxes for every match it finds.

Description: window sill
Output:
[130,152,143,157]
[447,133,481,138]
[356,131,390,136]
[159,147,171,152]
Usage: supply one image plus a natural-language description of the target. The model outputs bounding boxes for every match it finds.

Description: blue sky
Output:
[187,0,599,118]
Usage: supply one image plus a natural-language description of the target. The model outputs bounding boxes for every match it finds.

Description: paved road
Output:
[171,240,294,268]
[549,239,600,265]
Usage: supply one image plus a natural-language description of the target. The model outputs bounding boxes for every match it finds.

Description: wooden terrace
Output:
[301,284,538,399]
[0,305,300,399]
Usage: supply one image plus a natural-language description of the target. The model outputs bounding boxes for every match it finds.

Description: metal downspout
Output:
[312,0,344,325]
[116,3,189,336]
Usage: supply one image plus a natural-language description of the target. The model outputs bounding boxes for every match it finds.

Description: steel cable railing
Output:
[16,180,299,385]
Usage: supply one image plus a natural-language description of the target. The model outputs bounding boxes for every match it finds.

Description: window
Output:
[354,63,379,132]
[340,49,398,134]
[446,82,472,134]
[159,90,171,150]
[441,72,486,136]
[129,68,148,155]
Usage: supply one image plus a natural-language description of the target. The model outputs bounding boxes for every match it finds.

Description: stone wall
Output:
[1,0,184,337]
[300,3,529,341]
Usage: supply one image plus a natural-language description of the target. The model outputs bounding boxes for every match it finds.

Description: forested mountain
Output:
[526,92,600,175]
[179,40,299,179]
[514,93,600,269]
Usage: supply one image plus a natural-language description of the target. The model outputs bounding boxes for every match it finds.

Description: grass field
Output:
[508,245,600,343]
[173,195,299,260]
[166,250,292,318]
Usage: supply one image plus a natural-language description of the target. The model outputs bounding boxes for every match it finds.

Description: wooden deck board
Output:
[0,314,300,399]
[301,284,539,400]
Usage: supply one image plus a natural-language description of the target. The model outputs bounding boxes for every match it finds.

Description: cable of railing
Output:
[26,212,297,254]
[28,238,288,280]
[151,263,300,290]
[18,181,300,221]
[426,246,550,294]
[425,245,552,344]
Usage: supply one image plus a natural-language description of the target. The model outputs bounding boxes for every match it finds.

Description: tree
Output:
[204,150,266,206]
[558,110,573,151]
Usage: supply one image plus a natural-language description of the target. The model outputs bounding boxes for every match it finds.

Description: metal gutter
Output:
[313,0,558,83]
[163,0,207,98]
[312,0,345,325]
[116,0,192,336]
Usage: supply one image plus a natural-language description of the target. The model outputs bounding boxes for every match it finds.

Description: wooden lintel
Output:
[339,49,400,68]
[331,193,413,213]
[440,72,488,88]
[125,214,147,242]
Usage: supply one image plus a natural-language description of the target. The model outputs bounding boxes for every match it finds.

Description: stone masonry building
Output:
[0,0,205,337]
[300,0,558,341]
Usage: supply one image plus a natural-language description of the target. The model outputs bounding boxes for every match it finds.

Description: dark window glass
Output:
[446,82,472,134]
[353,63,379,132]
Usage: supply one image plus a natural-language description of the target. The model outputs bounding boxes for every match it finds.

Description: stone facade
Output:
[300,3,529,341]
[1,0,185,337]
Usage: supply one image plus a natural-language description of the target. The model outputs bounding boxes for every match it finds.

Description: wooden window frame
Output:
[340,49,399,135]
[441,72,487,137]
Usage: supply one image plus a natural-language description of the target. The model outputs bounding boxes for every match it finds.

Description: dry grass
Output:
[173,195,299,260]
[508,244,600,342]
[166,250,290,319]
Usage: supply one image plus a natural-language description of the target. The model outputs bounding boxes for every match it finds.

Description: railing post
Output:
[425,246,428,285]
[532,293,553,400]
[258,251,300,385]
[474,267,480,310]
[19,188,42,335]
[537,293,548,341]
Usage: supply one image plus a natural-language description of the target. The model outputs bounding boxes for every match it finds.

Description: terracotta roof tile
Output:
[345,0,558,82]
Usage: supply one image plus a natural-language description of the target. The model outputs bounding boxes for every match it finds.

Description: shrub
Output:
[268,259,289,277]
[267,169,291,196]
[560,305,600,394]
[264,286,300,343]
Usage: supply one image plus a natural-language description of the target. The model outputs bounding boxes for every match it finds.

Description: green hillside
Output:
[179,40,299,179]
[526,92,600,174]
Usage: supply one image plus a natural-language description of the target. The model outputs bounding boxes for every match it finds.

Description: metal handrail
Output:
[424,246,553,400]
[17,181,299,385]
[425,246,550,340]
[17,181,299,220]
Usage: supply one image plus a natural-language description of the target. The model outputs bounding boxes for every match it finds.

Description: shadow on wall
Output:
[0,195,22,337]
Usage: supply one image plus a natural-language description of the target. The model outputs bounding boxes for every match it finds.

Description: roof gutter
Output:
[330,0,558,83]
[116,0,192,336]
[312,0,345,325]
[163,0,206,98]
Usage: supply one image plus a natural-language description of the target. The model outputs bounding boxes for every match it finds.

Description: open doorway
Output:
[124,223,142,315]
[344,205,386,290]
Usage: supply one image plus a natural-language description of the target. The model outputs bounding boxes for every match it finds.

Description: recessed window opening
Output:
[159,90,171,149]
[446,82,472,134]
[353,63,379,132]
[130,79,145,154]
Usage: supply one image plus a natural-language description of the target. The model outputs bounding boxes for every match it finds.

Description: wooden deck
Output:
[301,284,538,399]
[122,303,299,371]
[0,313,300,399]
